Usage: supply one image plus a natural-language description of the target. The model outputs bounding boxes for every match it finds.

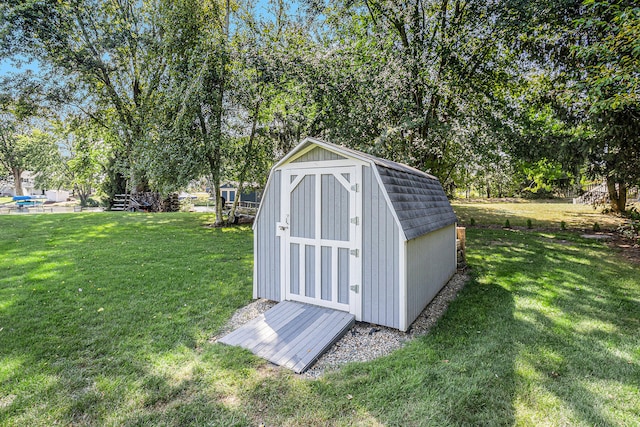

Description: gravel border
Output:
[216,270,470,378]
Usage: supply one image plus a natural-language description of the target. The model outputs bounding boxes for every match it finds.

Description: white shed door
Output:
[280,167,360,314]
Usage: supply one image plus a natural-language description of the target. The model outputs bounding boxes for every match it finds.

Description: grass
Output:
[0,197,12,205]
[1,209,639,426]
[452,199,639,230]
[0,213,255,426]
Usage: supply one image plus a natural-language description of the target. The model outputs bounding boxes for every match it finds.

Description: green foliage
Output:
[179,197,194,212]
[593,222,601,232]
[527,219,533,229]
[504,219,511,228]
[561,221,567,230]
[470,218,476,226]
[519,159,572,197]
[58,120,110,206]
[574,1,640,113]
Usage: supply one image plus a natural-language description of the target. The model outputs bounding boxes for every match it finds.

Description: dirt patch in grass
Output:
[607,235,640,264]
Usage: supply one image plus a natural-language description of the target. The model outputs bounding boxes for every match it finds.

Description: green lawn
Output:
[1,212,639,426]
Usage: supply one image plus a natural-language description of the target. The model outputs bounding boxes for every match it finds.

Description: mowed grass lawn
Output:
[1,209,639,426]
[452,199,640,229]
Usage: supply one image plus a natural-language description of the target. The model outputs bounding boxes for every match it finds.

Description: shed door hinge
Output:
[350,284,359,293]
[350,248,359,257]
[350,216,359,225]
[351,183,359,192]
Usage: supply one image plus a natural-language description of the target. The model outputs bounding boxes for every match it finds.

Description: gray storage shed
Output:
[253,137,457,331]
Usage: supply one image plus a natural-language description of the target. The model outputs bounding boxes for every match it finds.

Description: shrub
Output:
[560,221,567,230]
[85,198,100,207]
[179,198,194,212]
[593,222,601,232]
[527,219,533,229]
[504,219,511,228]
[470,218,476,226]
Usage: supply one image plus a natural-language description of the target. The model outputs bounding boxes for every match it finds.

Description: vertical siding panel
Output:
[393,217,399,326]
[294,175,311,239]
[291,147,346,163]
[342,174,349,240]
[406,225,456,326]
[321,174,328,239]
[321,246,332,300]
[290,243,299,295]
[308,175,315,238]
[362,169,372,321]
[385,207,397,323]
[378,183,385,322]
[306,245,315,298]
[321,174,349,242]
[338,248,349,303]
[256,170,281,301]
[360,166,401,329]
[371,177,380,320]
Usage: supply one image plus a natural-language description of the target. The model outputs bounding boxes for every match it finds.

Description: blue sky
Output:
[0,57,40,77]
[0,0,304,79]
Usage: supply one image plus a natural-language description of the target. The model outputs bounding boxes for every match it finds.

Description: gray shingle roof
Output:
[296,139,457,240]
[375,166,457,240]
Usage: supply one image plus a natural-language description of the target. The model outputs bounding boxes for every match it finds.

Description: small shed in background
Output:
[219,183,260,204]
[253,138,457,331]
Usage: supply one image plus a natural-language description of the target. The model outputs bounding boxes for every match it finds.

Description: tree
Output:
[297,0,523,188]
[2,0,168,201]
[574,1,640,212]
[137,0,232,224]
[0,73,51,195]
[514,0,640,212]
[56,119,110,206]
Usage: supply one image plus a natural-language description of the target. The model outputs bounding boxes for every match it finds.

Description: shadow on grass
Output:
[2,215,638,425]
[227,264,519,426]
[468,228,639,425]
[229,227,638,426]
[0,213,255,425]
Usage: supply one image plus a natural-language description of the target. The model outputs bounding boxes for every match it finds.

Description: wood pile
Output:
[111,192,180,212]
[130,192,162,212]
[456,226,466,267]
[162,193,180,212]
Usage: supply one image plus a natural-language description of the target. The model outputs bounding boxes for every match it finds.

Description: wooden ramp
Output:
[218,301,355,373]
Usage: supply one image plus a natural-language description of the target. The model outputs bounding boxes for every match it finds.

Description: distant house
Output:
[0,171,44,197]
[1,172,73,202]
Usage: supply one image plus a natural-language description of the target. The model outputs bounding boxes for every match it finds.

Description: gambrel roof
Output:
[276,137,457,241]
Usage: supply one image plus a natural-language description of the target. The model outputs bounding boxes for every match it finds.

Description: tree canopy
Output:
[0,0,637,212]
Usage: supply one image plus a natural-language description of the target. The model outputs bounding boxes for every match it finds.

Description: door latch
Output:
[350,248,359,257]
[350,284,359,293]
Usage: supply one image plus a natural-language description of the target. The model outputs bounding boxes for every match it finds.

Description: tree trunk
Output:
[210,0,230,227]
[212,177,223,223]
[12,168,24,196]
[606,177,627,213]
[75,183,91,207]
